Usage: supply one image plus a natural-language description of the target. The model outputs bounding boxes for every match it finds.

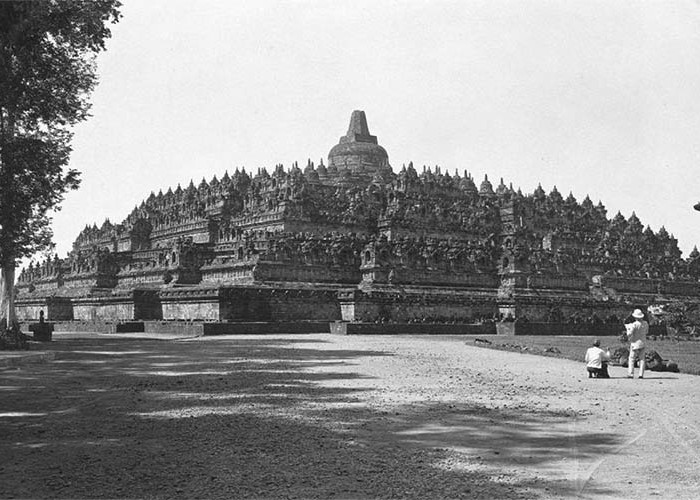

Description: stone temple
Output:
[15,111,700,333]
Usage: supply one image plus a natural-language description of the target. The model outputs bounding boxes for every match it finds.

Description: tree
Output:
[655,301,700,338]
[0,1,121,325]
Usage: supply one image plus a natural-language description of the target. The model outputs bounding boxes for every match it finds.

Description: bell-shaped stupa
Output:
[327,110,391,182]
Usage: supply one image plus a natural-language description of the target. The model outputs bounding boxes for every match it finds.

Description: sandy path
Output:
[258,334,700,499]
[1,334,699,499]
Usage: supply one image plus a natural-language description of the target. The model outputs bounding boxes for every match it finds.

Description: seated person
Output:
[585,339,611,378]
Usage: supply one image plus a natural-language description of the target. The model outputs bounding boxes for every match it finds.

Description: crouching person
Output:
[585,339,611,378]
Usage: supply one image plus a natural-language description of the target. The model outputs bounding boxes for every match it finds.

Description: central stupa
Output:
[327,110,391,182]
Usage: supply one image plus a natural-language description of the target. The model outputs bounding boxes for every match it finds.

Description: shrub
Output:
[0,321,30,351]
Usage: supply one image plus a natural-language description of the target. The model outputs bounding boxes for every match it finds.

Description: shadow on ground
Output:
[0,337,623,499]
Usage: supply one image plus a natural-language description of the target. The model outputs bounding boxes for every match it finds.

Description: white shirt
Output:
[626,320,648,350]
[585,346,610,369]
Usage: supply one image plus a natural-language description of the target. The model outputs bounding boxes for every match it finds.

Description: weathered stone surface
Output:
[14,111,700,326]
[330,321,496,335]
[328,110,391,184]
[28,322,53,341]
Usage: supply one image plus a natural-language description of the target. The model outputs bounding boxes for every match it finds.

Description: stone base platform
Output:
[28,322,54,341]
[19,320,644,337]
[330,321,633,337]
[330,322,497,335]
[22,321,331,336]
[495,321,625,336]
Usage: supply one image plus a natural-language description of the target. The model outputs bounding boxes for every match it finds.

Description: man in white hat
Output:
[626,308,649,378]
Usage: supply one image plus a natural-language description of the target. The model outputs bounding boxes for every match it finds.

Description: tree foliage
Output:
[655,301,700,338]
[0,0,121,322]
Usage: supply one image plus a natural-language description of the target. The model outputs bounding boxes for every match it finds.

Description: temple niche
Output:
[14,110,700,329]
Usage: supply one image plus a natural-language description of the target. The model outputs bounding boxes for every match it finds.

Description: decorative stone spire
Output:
[341,110,377,145]
[317,158,327,176]
[479,174,494,195]
[459,174,477,194]
[496,177,508,196]
[533,183,545,199]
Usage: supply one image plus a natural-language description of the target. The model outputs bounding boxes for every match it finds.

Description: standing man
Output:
[626,308,649,379]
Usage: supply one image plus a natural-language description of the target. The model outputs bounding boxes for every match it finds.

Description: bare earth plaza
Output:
[3,2,700,499]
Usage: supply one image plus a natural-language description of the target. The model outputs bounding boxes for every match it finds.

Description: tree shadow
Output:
[1,337,625,499]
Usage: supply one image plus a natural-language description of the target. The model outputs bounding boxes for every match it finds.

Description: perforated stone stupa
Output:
[15,111,700,330]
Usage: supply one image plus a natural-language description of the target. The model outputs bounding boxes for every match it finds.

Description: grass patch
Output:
[470,335,700,375]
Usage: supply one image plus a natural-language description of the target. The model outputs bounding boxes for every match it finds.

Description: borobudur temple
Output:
[15,111,700,334]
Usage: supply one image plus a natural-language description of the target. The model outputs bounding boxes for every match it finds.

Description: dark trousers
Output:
[587,363,610,378]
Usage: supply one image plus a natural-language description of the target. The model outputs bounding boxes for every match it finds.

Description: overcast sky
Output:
[49,0,700,258]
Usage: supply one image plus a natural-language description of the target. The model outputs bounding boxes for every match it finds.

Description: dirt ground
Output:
[1,334,699,499]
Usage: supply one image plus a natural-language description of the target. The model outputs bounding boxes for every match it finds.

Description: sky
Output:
[48,0,700,259]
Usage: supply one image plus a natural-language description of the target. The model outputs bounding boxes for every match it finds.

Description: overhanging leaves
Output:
[0,0,121,267]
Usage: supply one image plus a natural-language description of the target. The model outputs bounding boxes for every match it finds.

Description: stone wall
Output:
[133,290,162,320]
[526,275,590,290]
[390,269,499,288]
[253,262,361,285]
[660,281,700,296]
[160,288,221,321]
[599,277,659,294]
[73,299,135,322]
[220,287,341,322]
[52,321,121,333]
[143,321,204,336]
[15,304,44,322]
[61,290,162,322]
[498,292,639,323]
[496,321,622,336]
[203,321,330,334]
[15,297,74,322]
[117,270,166,288]
[201,262,256,285]
[340,287,498,323]
[331,322,496,335]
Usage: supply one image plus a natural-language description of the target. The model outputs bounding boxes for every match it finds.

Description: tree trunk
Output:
[0,268,5,326]
[0,263,16,326]
[0,104,16,328]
